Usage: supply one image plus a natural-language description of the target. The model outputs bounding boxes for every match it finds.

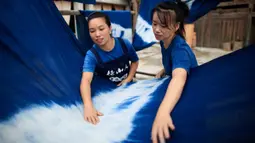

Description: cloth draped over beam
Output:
[76,10,133,54]
[1,0,255,143]
[132,0,221,51]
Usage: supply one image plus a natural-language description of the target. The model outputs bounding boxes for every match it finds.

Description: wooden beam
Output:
[96,0,128,6]
[210,11,249,19]
[60,10,135,15]
[217,0,250,7]
[60,10,80,15]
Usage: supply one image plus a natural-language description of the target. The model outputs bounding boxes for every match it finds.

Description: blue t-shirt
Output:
[83,38,139,72]
[160,35,198,76]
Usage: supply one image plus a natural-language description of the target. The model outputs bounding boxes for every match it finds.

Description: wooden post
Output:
[73,2,84,37]
[131,0,138,37]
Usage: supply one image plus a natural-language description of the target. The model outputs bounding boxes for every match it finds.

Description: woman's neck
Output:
[100,37,114,52]
[163,34,175,49]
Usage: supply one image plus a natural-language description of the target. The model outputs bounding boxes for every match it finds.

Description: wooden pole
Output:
[131,0,138,37]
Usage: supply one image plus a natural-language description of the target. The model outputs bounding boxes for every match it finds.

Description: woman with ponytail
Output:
[150,1,198,142]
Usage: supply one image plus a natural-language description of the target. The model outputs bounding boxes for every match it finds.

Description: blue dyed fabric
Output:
[0,0,255,143]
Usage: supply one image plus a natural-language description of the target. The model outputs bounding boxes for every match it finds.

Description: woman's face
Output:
[88,17,112,46]
[152,12,178,41]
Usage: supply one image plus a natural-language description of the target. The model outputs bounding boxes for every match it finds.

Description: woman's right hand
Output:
[84,105,103,125]
[155,69,165,78]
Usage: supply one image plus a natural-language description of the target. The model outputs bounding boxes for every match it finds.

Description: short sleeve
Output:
[171,45,191,74]
[123,39,139,62]
[82,50,97,73]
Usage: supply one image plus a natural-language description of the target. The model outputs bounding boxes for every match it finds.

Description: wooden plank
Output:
[194,19,201,46]
[85,4,102,10]
[102,4,112,10]
[240,19,245,41]
[230,20,234,42]
[211,12,248,19]
[96,0,128,6]
[60,10,80,15]
[114,5,124,10]
[60,10,135,15]
[229,20,233,42]
[232,19,238,41]
[200,15,206,47]
[210,18,221,48]
[222,20,227,42]
[225,20,229,42]
[73,2,84,10]
[217,0,250,7]
[205,13,212,47]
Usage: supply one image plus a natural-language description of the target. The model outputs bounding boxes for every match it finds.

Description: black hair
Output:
[87,11,111,28]
[151,0,189,39]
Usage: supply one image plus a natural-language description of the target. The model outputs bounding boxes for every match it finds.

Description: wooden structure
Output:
[54,0,138,35]
[194,0,255,51]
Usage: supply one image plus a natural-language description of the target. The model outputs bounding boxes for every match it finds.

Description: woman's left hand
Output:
[151,109,175,143]
[117,79,130,86]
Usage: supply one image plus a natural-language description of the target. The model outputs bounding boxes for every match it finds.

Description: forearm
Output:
[159,75,186,113]
[126,61,139,81]
[80,80,93,107]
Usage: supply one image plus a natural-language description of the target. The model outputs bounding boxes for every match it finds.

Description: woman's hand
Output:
[117,78,131,86]
[84,104,103,125]
[151,108,175,143]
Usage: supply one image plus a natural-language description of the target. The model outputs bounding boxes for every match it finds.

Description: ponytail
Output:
[175,0,189,40]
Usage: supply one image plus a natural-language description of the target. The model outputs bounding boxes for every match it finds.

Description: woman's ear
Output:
[175,22,180,32]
